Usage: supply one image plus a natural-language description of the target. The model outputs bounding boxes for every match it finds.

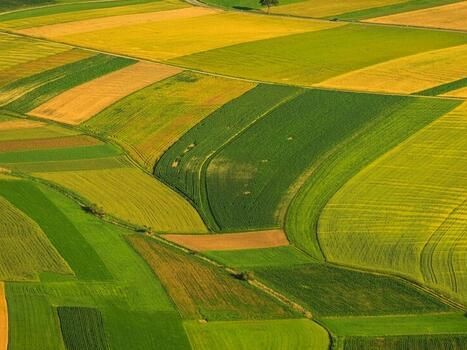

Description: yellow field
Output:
[0,0,187,30]
[272,0,404,18]
[0,49,91,88]
[0,282,6,350]
[51,12,339,60]
[36,168,207,233]
[0,119,45,131]
[317,44,467,94]
[443,86,467,99]
[30,62,182,125]
[18,7,216,38]
[319,102,467,303]
[366,2,467,31]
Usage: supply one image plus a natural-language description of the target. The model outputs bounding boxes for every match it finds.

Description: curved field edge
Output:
[285,95,462,260]
[319,101,467,303]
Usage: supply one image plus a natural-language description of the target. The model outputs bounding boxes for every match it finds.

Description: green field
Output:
[342,335,467,350]
[184,319,330,350]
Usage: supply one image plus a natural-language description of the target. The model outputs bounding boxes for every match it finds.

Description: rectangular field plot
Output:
[319,102,467,303]
[53,12,339,61]
[36,168,207,233]
[317,44,467,94]
[184,319,330,350]
[57,307,110,350]
[0,134,100,152]
[343,335,467,350]
[0,283,7,350]
[85,71,254,170]
[322,313,467,336]
[0,194,71,281]
[163,229,289,252]
[253,263,452,316]
[30,62,181,125]
[204,246,315,268]
[366,1,467,31]
[173,24,467,86]
[128,235,297,320]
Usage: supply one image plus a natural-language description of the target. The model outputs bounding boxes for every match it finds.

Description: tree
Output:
[259,0,278,14]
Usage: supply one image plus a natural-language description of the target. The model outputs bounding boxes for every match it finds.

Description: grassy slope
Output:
[156,84,300,230]
[319,102,467,303]
[84,71,254,171]
[128,235,298,320]
[253,263,452,316]
[5,179,190,350]
[286,96,461,259]
[205,89,406,231]
[173,24,467,86]
[184,319,330,350]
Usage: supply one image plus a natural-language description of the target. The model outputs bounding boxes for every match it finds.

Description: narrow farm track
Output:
[0,282,7,350]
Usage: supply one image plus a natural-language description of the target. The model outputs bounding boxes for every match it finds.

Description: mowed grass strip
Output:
[322,313,467,336]
[343,335,467,350]
[0,134,101,152]
[156,84,301,229]
[36,168,207,233]
[0,195,71,281]
[0,48,92,89]
[57,307,110,350]
[204,246,315,268]
[253,263,452,316]
[128,235,297,320]
[0,33,68,71]
[85,71,255,170]
[30,62,181,125]
[173,24,467,86]
[55,12,339,61]
[418,77,467,97]
[1,54,134,112]
[0,283,6,350]
[317,44,467,94]
[18,7,216,38]
[0,180,111,281]
[163,229,289,252]
[319,102,467,302]
[0,0,186,29]
[366,1,467,31]
[184,319,330,350]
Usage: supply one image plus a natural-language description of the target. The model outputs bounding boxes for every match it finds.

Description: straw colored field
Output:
[0,0,186,29]
[1,54,134,112]
[163,229,289,252]
[128,235,297,320]
[0,283,7,350]
[85,72,254,170]
[0,135,100,152]
[204,246,314,268]
[0,118,44,131]
[18,7,216,37]
[30,62,181,125]
[184,319,330,350]
[254,263,452,316]
[55,12,339,60]
[367,2,467,31]
[285,96,460,260]
[343,335,467,350]
[320,102,467,303]
[57,307,110,350]
[0,49,92,88]
[36,168,207,233]
[322,313,467,336]
[271,0,404,18]
[0,195,71,280]
[174,24,467,86]
[317,44,467,94]
[444,86,467,99]
[0,33,68,71]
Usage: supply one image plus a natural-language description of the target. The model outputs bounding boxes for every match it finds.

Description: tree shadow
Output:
[233,5,255,10]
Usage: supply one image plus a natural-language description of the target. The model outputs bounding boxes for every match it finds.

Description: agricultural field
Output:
[0,0,466,349]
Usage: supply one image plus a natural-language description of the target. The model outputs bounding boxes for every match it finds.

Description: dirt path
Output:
[0,282,7,350]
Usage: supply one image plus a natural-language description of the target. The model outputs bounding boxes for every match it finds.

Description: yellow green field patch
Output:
[317,44,467,94]
[54,12,340,60]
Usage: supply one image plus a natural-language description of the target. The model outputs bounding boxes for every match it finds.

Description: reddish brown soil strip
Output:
[0,134,101,152]
[163,229,289,252]
[0,282,7,350]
